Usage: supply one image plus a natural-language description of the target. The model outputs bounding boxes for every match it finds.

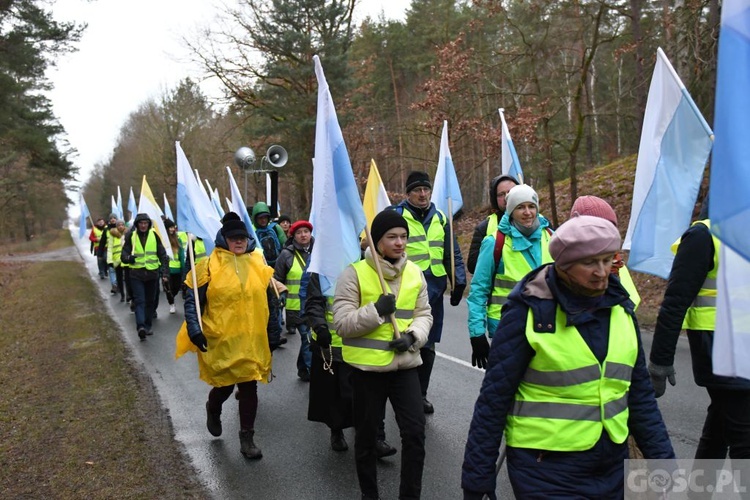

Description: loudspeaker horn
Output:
[265,145,288,168]
[234,146,256,170]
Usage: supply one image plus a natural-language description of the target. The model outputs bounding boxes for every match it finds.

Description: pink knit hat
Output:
[570,195,618,227]
[549,215,621,270]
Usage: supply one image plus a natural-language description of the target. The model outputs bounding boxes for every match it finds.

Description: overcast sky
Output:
[48,0,408,191]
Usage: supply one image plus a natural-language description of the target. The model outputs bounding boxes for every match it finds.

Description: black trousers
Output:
[351,368,425,500]
[207,381,259,431]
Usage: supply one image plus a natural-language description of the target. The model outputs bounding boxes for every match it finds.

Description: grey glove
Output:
[648,362,676,398]
[374,293,396,317]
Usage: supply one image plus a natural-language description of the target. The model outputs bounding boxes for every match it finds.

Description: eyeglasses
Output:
[411,187,431,195]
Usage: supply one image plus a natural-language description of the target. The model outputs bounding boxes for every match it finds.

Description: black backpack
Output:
[256,223,281,265]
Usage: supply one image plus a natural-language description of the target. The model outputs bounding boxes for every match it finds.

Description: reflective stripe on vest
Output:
[342,260,422,367]
[131,230,159,270]
[505,305,637,451]
[311,296,344,349]
[671,220,718,330]
[488,231,552,320]
[484,213,499,238]
[286,251,306,311]
[402,209,446,276]
[110,230,122,262]
[194,239,207,262]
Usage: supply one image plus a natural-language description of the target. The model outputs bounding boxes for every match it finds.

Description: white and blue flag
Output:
[623,47,713,279]
[78,192,90,239]
[308,55,367,296]
[431,120,462,216]
[163,193,174,222]
[710,0,750,379]
[499,108,524,183]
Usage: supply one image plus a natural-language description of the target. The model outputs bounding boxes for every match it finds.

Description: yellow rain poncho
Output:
[176,247,274,387]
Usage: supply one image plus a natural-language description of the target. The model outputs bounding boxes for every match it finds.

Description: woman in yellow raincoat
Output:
[176,212,275,459]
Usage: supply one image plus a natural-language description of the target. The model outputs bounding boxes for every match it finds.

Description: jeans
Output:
[108,265,117,288]
[297,323,312,373]
[352,368,425,500]
[130,278,157,332]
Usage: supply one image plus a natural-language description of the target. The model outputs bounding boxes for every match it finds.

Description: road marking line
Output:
[436,351,485,372]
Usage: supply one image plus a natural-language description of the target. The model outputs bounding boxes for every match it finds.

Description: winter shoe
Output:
[330,429,348,452]
[169,304,176,314]
[297,368,310,382]
[206,402,222,437]
[138,328,147,341]
[422,397,434,414]
[374,440,397,459]
[239,430,262,459]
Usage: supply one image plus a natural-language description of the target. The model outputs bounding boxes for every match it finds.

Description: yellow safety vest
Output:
[484,213,499,238]
[110,229,122,263]
[131,230,159,270]
[194,239,207,262]
[310,296,343,349]
[91,226,103,242]
[505,305,637,451]
[286,251,307,311]
[402,208,446,277]
[618,265,641,310]
[341,260,422,367]
[488,231,553,321]
[169,240,182,271]
[671,219,718,331]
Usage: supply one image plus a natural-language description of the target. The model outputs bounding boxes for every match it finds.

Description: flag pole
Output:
[364,223,401,339]
[448,197,455,291]
[187,232,202,331]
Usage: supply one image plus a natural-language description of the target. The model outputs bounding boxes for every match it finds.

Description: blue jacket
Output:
[462,263,674,498]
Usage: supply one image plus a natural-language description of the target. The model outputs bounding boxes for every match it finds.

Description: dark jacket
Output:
[273,236,314,284]
[462,263,674,497]
[650,221,750,390]
[183,229,282,352]
[394,200,467,288]
[466,175,518,274]
[120,213,169,281]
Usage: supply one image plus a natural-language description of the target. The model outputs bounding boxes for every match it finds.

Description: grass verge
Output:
[0,234,208,499]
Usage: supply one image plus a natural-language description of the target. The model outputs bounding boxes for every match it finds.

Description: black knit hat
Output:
[405,171,432,193]
[163,219,175,229]
[371,209,409,249]
[221,212,249,239]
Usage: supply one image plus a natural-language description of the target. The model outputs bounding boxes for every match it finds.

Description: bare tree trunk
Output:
[542,118,559,228]
[630,0,646,126]
[387,56,406,188]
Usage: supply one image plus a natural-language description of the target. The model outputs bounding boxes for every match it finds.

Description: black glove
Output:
[126,255,136,265]
[648,362,676,398]
[450,284,466,306]
[470,335,491,369]
[190,332,208,352]
[388,331,415,352]
[314,324,332,348]
[278,292,287,308]
[374,293,396,317]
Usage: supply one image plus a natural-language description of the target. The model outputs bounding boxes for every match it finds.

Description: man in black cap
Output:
[394,171,467,414]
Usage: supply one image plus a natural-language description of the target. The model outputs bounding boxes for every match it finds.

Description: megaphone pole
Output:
[269,170,279,218]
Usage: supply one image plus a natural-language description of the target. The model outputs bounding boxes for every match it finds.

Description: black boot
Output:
[330,429,348,452]
[239,430,262,459]
[206,402,222,437]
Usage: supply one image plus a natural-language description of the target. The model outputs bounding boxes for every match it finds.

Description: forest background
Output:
[0,0,718,241]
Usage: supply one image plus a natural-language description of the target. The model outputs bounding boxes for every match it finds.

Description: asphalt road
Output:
[72,232,707,499]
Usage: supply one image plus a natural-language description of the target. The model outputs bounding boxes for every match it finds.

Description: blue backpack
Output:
[256,223,282,265]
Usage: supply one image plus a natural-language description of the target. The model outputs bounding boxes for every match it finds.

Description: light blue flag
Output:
[127,187,137,226]
[308,55,367,296]
[78,192,90,239]
[225,166,258,246]
[623,48,713,279]
[163,193,174,221]
[431,120,463,216]
[116,186,124,220]
[710,1,750,260]
[499,108,524,183]
[176,141,222,255]
[211,188,225,218]
[710,0,750,379]
[110,195,118,219]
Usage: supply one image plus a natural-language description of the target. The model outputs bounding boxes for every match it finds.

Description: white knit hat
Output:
[505,184,539,216]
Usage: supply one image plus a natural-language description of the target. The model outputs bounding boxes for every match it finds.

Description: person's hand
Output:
[314,325,332,348]
[374,293,396,317]
[450,284,466,306]
[648,362,676,398]
[388,331,415,352]
[278,292,287,308]
[162,276,169,286]
[190,332,208,352]
[470,335,490,369]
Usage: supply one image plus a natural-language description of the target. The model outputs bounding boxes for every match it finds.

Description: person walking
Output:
[163,219,185,314]
[394,171,466,414]
[120,213,169,340]
[176,212,277,460]
[106,219,127,302]
[466,175,519,274]
[462,215,674,499]
[274,220,314,381]
[252,201,286,267]
[648,204,750,493]
[466,184,553,369]
[333,209,433,500]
